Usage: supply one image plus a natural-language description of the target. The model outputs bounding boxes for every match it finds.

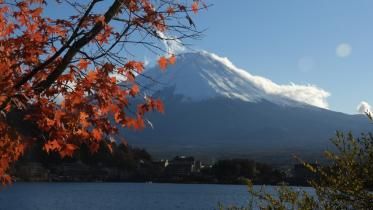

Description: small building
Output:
[165,156,198,177]
[152,159,169,168]
[194,160,203,173]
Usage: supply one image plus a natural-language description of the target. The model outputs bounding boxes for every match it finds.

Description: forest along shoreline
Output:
[12,140,317,186]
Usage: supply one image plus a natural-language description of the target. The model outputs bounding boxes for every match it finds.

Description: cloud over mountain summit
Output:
[144,51,330,109]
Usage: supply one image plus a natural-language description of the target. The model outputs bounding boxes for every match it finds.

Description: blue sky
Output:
[189,0,373,114]
[45,0,373,114]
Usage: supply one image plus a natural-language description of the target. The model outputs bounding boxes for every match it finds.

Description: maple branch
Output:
[0,0,103,111]
[0,0,207,185]
[34,0,123,93]
[91,23,133,60]
[14,0,102,90]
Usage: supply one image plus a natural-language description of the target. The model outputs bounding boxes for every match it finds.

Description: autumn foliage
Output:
[0,0,205,184]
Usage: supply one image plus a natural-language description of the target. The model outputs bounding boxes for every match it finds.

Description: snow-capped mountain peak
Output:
[125,51,370,160]
[141,51,330,109]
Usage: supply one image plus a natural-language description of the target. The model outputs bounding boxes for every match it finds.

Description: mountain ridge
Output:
[139,51,329,109]
[123,51,371,163]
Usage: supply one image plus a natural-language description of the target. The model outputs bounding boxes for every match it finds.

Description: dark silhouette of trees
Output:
[0,0,207,184]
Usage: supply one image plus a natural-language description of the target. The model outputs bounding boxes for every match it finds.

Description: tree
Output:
[220,131,373,210]
[0,0,206,185]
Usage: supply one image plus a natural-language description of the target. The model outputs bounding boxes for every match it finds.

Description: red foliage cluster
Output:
[0,0,205,185]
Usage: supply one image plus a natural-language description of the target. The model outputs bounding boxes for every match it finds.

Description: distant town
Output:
[11,141,317,186]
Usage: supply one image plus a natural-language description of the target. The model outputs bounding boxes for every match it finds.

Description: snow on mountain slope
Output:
[140,51,330,109]
[124,51,372,161]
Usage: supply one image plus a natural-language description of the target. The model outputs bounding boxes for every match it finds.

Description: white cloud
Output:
[336,43,352,58]
[357,101,372,114]
[157,31,186,54]
[207,52,330,108]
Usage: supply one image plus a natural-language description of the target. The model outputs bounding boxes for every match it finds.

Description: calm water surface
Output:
[0,183,314,210]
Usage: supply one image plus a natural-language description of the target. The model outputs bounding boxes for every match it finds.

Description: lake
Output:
[0,183,314,210]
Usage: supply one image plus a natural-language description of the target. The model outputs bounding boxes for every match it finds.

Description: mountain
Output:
[123,51,371,162]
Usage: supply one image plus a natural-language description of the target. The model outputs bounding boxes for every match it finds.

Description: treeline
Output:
[14,141,293,185]
[20,140,151,169]
[207,159,285,185]
[14,140,159,182]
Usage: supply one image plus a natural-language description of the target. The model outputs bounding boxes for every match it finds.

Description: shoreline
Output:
[11,180,314,187]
